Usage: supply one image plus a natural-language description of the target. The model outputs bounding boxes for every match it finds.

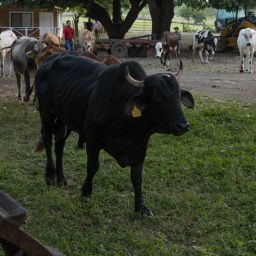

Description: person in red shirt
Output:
[63,20,75,51]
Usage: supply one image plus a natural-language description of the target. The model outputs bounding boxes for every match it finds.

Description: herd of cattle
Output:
[0,27,255,215]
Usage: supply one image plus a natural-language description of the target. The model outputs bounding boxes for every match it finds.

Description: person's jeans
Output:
[65,40,74,51]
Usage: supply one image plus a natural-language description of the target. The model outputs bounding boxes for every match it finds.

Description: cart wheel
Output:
[111,41,128,58]
[146,47,156,57]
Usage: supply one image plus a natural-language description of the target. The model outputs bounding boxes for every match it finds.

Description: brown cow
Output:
[158,31,180,69]
[33,46,120,67]
[40,32,60,48]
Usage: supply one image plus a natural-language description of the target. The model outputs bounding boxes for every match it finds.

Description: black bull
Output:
[35,54,194,215]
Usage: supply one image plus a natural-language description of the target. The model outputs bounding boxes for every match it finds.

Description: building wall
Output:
[0,6,60,37]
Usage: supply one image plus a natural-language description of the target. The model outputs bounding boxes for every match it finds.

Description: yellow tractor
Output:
[218,12,256,52]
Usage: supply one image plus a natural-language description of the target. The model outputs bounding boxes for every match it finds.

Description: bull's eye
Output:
[160,48,162,51]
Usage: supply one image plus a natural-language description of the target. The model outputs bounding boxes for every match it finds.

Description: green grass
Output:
[0,97,256,255]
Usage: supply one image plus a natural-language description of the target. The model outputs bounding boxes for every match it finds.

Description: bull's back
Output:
[36,54,106,132]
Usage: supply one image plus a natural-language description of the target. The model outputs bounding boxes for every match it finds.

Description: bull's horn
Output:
[175,60,183,80]
[125,66,144,88]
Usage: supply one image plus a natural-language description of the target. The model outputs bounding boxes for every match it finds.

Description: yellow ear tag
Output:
[132,105,142,118]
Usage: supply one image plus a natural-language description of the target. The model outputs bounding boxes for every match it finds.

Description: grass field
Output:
[0,97,256,255]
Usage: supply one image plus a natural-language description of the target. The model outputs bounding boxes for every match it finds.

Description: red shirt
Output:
[63,26,74,40]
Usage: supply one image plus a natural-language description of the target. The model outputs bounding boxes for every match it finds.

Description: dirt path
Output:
[1,50,255,104]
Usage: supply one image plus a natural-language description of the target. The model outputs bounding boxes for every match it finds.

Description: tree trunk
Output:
[113,0,122,23]
[73,13,81,37]
[148,0,175,40]
[84,0,147,39]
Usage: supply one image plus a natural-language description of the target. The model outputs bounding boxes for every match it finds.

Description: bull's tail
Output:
[175,60,183,80]
[35,136,44,152]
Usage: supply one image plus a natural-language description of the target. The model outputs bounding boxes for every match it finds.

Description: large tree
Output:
[148,0,175,39]
[82,0,147,38]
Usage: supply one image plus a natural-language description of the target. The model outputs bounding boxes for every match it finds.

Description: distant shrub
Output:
[183,24,191,32]
[204,24,215,31]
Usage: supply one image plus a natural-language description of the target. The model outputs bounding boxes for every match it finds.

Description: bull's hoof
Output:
[135,206,153,216]
[23,95,30,102]
[45,176,56,186]
[57,178,67,187]
[240,69,244,73]
[81,195,91,203]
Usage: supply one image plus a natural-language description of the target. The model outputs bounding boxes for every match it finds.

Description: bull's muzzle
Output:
[172,121,190,136]
[247,43,251,46]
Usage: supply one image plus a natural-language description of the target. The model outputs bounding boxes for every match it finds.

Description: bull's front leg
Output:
[198,48,205,63]
[81,142,100,201]
[131,162,153,216]
[205,50,209,64]
[249,50,254,74]
[240,52,245,73]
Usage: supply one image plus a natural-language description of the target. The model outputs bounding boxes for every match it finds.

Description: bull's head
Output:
[26,42,47,60]
[241,29,256,46]
[124,61,194,136]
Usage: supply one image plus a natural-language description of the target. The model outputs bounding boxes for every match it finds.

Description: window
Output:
[10,12,33,27]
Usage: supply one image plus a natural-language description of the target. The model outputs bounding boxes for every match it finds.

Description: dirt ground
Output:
[1,49,256,105]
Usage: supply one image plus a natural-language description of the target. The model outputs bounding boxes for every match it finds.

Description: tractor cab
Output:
[217,10,256,52]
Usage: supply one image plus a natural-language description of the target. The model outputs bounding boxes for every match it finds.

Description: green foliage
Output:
[179,5,207,24]
[0,97,256,255]
[183,24,191,32]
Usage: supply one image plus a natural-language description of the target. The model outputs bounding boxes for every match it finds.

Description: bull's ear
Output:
[124,95,146,118]
[181,90,194,108]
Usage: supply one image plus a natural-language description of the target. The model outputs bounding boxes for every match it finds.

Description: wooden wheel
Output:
[111,41,128,58]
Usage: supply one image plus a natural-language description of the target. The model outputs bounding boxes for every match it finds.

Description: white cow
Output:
[192,30,218,64]
[237,28,256,74]
[0,30,17,77]
[79,29,96,52]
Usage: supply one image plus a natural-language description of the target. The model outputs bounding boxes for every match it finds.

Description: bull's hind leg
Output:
[54,122,71,186]
[14,70,22,101]
[131,162,153,216]
[81,142,100,201]
[23,70,31,102]
[41,115,56,185]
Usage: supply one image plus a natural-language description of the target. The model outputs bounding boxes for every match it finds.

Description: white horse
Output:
[0,30,17,77]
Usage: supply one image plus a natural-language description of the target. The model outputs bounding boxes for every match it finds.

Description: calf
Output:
[11,37,45,101]
[0,30,17,77]
[237,28,256,73]
[156,31,180,69]
[40,32,60,48]
[79,29,96,52]
[192,30,218,63]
